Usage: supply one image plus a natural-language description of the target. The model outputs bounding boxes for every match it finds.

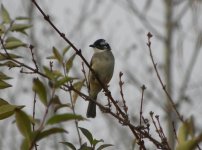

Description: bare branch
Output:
[146,32,183,122]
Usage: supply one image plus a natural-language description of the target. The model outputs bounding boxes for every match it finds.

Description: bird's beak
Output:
[89,44,95,48]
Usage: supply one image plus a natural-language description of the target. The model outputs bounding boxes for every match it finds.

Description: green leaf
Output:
[15,110,32,139]
[15,16,30,20]
[4,37,26,49]
[51,70,63,79]
[46,55,56,60]
[32,78,47,106]
[51,95,71,113]
[43,66,54,79]
[66,53,76,73]
[178,120,190,144]
[0,53,8,61]
[176,135,202,150]
[54,76,74,88]
[188,117,195,138]
[0,52,22,61]
[46,113,85,125]
[0,72,12,80]
[0,104,16,120]
[62,45,71,56]
[53,46,63,64]
[20,138,30,150]
[176,140,194,150]
[79,143,92,150]
[0,61,19,68]
[0,79,12,89]
[79,127,93,145]
[43,66,63,80]
[176,119,202,150]
[60,142,76,150]
[53,103,71,113]
[0,24,5,35]
[10,24,32,32]
[6,37,20,42]
[97,144,113,150]
[1,4,11,23]
[0,98,9,106]
[51,95,61,105]
[36,127,68,142]
[4,41,25,49]
[92,139,104,147]
[72,80,85,104]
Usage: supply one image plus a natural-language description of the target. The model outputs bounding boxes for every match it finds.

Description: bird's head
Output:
[89,39,111,51]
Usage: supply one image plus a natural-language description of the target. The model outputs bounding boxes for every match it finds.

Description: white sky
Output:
[1,0,202,149]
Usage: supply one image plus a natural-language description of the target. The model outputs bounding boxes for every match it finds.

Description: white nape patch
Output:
[100,40,106,46]
[93,48,107,53]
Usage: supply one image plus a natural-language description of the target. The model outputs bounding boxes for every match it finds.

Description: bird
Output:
[86,39,115,118]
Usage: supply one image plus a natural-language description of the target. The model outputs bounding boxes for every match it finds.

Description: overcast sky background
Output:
[1,0,202,149]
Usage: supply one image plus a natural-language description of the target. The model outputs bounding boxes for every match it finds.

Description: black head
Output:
[89,39,111,50]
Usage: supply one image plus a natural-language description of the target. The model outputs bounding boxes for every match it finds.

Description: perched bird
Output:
[86,39,115,118]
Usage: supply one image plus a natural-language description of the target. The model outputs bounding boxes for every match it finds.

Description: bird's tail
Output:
[86,101,96,118]
[86,94,97,118]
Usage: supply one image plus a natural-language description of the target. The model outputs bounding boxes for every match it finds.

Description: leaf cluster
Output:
[0,4,112,150]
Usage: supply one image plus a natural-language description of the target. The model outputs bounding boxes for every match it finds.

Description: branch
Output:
[0,1,169,148]
[31,0,128,122]
[146,32,183,122]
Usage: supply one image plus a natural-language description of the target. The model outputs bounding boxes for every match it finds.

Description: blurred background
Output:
[0,0,202,149]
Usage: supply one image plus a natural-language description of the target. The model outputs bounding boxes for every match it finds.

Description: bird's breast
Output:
[91,51,114,83]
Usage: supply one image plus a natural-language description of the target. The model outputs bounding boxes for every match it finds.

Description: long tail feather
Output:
[86,101,96,118]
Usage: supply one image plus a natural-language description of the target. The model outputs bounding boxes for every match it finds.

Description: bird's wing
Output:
[87,56,93,93]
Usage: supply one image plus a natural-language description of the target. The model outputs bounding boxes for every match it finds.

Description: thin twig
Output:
[0,3,173,148]
[81,62,88,91]
[0,36,46,78]
[172,122,179,144]
[147,32,201,150]
[32,91,38,150]
[61,57,82,146]
[155,115,170,150]
[29,86,56,150]
[29,44,39,71]
[146,32,183,122]
[119,72,128,115]
[68,89,82,146]
[150,112,169,149]
[29,2,168,148]
[1,26,164,149]
[139,84,146,145]
[139,85,146,126]
[31,0,128,121]
[125,0,164,41]
[31,0,141,141]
